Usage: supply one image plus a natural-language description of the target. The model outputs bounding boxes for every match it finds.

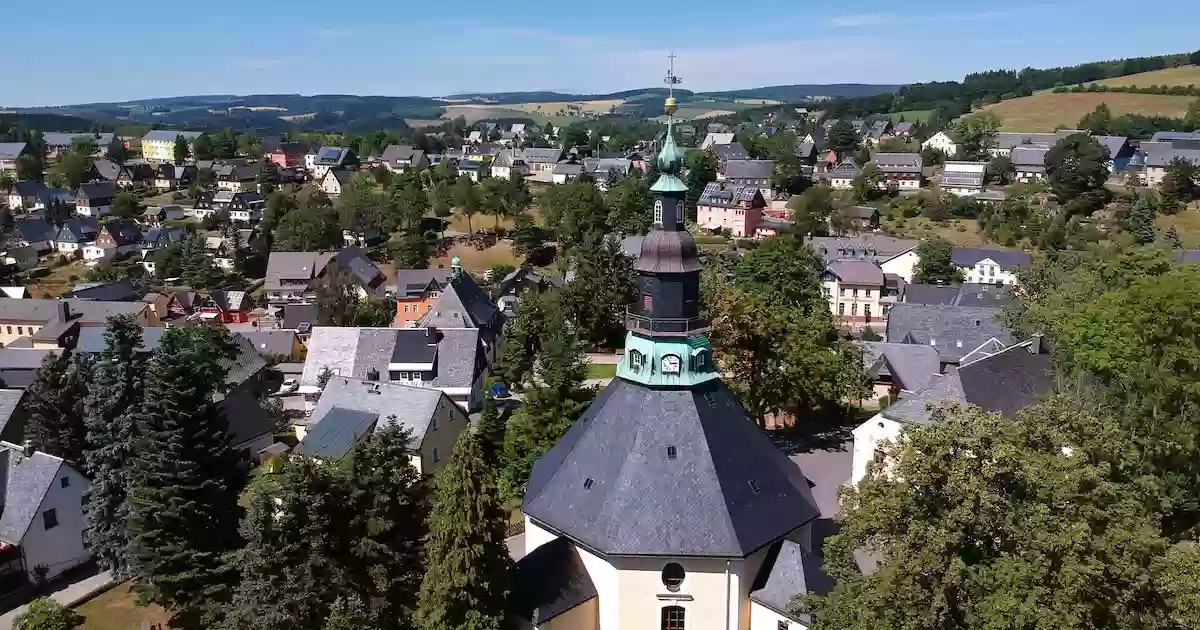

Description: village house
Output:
[268,142,306,169]
[73,182,117,218]
[872,153,923,190]
[516,148,564,183]
[822,260,891,331]
[884,303,1013,367]
[863,120,892,146]
[0,298,155,347]
[695,182,766,238]
[921,131,959,158]
[294,377,468,473]
[698,132,735,150]
[152,164,198,191]
[1140,132,1200,187]
[43,132,120,160]
[116,163,155,190]
[84,219,142,263]
[826,159,861,189]
[0,441,93,586]
[213,191,265,223]
[6,182,70,212]
[835,206,882,232]
[807,234,920,283]
[939,161,988,196]
[719,159,774,197]
[1010,146,1048,182]
[305,146,356,181]
[490,150,530,180]
[708,142,751,170]
[552,163,584,184]
[321,169,354,196]
[851,341,1052,487]
[214,164,258,193]
[195,290,251,324]
[379,145,429,173]
[264,248,386,306]
[55,218,100,257]
[141,130,205,163]
[138,205,186,226]
[393,268,453,328]
[0,143,30,175]
[952,247,1030,286]
[300,325,490,412]
[13,218,57,253]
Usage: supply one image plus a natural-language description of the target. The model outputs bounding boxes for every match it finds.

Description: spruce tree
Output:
[127,326,244,630]
[1165,225,1182,249]
[23,350,88,463]
[416,432,510,630]
[344,425,428,629]
[83,315,146,577]
[477,388,505,460]
[223,459,356,630]
[1127,193,1158,245]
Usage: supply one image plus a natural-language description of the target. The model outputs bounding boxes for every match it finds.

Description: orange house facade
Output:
[393,269,452,328]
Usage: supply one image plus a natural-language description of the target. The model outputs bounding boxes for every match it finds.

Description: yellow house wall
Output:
[539,597,599,630]
[614,555,759,630]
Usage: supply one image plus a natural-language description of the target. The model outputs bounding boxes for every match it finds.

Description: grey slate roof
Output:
[282,303,318,330]
[16,218,56,244]
[294,406,379,458]
[697,182,763,208]
[552,163,583,176]
[300,327,483,391]
[0,391,25,439]
[0,298,144,327]
[0,447,68,544]
[710,143,750,162]
[216,390,275,447]
[885,303,1012,364]
[379,144,424,166]
[825,260,884,286]
[236,331,298,358]
[523,378,820,557]
[1010,146,1047,171]
[66,278,139,301]
[882,369,966,424]
[827,159,861,179]
[394,268,452,298]
[264,249,382,293]
[304,377,454,455]
[723,159,774,181]
[951,247,1031,270]
[518,148,563,164]
[419,273,501,335]
[807,235,917,264]
[76,326,266,388]
[0,143,27,160]
[859,342,940,392]
[749,539,829,622]
[903,283,1013,307]
[872,152,922,174]
[510,538,598,625]
[44,132,114,149]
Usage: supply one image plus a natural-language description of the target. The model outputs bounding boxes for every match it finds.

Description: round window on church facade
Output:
[662,562,685,591]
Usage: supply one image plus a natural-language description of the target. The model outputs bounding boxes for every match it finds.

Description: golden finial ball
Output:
[665,96,677,115]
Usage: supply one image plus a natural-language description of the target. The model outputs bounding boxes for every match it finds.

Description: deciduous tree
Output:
[787,184,835,236]
[1045,133,1111,216]
[913,236,964,284]
[605,173,653,235]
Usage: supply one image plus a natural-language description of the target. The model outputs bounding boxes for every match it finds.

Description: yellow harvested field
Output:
[1092,65,1200,88]
[230,105,287,112]
[734,98,783,105]
[443,99,624,119]
[432,242,522,271]
[279,112,315,121]
[985,92,1197,132]
[692,109,737,119]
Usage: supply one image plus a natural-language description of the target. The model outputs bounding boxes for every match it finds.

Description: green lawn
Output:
[587,363,618,380]
[75,582,170,630]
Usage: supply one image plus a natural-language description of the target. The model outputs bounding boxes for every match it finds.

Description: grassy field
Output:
[887,218,993,248]
[985,92,1197,131]
[1091,65,1200,88]
[587,363,618,380]
[431,241,522,271]
[888,109,934,123]
[76,582,170,630]
[27,260,89,298]
[1157,207,1200,247]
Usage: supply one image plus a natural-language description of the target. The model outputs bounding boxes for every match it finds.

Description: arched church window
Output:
[694,351,708,370]
[662,563,685,591]
[629,349,644,372]
[661,605,686,630]
[653,199,664,224]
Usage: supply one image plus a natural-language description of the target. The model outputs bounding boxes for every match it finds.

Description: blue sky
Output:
[5,0,1199,106]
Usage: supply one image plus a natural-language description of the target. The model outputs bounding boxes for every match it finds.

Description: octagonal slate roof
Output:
[523,378,819,558]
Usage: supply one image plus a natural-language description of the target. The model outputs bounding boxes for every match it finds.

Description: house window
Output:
[15,327,22,335]
[778,622,790,630]
[837,303,844,315]
[430,414,438,431]
[432,447,440,463]
[852,288,859,298]
[4,326,9,334]
[864,304,872,322]
[60,476,70,488]
[841,288,849,297]
[661,606,686,630]
[43,509,58,530]
[653,199,664,224]
[851,304,857,316]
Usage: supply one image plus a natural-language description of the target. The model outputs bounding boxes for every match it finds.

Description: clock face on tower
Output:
[661,354,681,375]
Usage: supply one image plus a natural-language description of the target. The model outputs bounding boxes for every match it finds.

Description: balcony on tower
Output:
[625,312,711,337]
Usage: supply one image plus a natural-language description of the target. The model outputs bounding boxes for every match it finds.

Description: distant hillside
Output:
[696,83,900,101]
[445,88,691,104]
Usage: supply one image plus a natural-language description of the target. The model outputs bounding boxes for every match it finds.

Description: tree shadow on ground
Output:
[770,409,865,455]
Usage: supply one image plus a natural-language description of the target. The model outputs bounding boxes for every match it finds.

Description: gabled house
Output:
[86,219,143,262]
[696,182,766,238]
[44,132,119,160]
[489,149,529,180]
[195,290,251,323]
[699,132,735,150]
[551,162,584,184]
[826,159,861,189]
[720,159,775,197]
[851,341,1052,486]
[902,283,1012,308]
[709,142,751,169]
[0,441,93,584]
[418,263,505,353]
[496,266,562,317]
[300,325,489,412]
[1139,133,1200,187]
[116,163,155,189]
[871,152,923,190]
[517,148,564,183]
[940,161,987,196]
[213,164,257,193]
[807,234,920,283]
[379,145,429,173]
[0,143,30,174]
[138,205,186,226]
[74,182,117,217]
[836,206,882,232]
[268,142,306,169]
[55,217,100,256]
[152,164,198,191]
[884,303,1013,366]
[1010,146,1048,182]
[921,131,959,158]
[859,341,941,403]
[864,120,892,145]
[7,182,71,211]
[822,260,888,331]
[893,121,915,137]
[66,278,141,302]
[321,169,354,197]
[265,248,385,305]
[0,297,155,347]
[295,377,468,473]
[13,218,57,253]
[305,146,356,181]
[211,191,265,223]
[393,268,453,328]
[951,247,1030,286]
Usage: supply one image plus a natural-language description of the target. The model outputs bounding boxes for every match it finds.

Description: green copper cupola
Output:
[617,55,717,388]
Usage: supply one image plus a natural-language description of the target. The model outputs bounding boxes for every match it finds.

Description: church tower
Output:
[515,57,821,630]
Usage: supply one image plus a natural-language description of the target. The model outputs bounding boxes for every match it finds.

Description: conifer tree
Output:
[223,459,356,630]
[343,424,428,629]
[1126,192,1158,245]
[127,326,243,629]
[23,350,88,463]
[416,432,510,630]
[83,315,146,577]
[1165,225,1182,249]
[477,389,505,460]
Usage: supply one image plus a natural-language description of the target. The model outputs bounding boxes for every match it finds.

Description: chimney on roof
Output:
[426,325,438,345]
[57,301,71,322]
[366,368,380,382]
[22,440,33,457]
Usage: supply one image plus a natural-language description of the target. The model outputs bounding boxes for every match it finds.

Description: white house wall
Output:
[750,602,807,630]
[880,250,919,284]
[851,414,904,487]
[19,463,90,581]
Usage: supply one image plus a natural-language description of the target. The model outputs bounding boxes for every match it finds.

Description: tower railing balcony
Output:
[626,312,711,337]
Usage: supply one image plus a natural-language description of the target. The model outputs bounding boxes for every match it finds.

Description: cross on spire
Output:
[664,52,682,96]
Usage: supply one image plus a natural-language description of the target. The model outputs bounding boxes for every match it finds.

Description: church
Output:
[509,62,826,630]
